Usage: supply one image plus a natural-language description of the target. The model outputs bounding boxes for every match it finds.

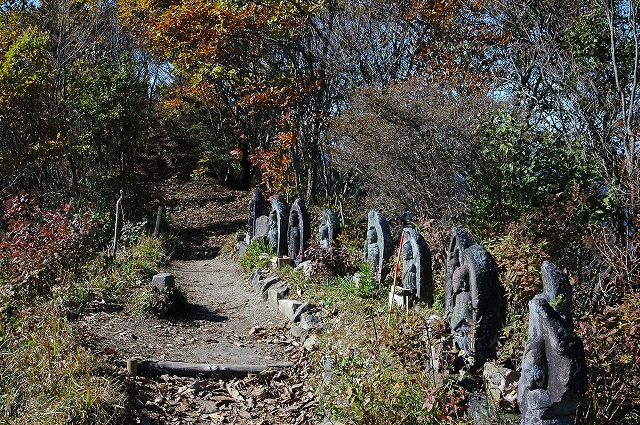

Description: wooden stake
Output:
[388,231,405,322]
[153,205,164,238]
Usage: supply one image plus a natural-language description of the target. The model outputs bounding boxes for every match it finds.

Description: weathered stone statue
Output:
[518,261,587,425]
[288,198,311,264]
[446,233,502,370]
[445,227,473,321]
[401,227,433,304]
[247,189,267,241]
[268,194,289,256]
[319,208,340,248]
[363,211,393,282]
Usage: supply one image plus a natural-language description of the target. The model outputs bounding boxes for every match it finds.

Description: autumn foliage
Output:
[0,192,94,300]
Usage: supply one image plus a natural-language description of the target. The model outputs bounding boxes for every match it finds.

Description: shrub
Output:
[575,292,640,424]
[56,234,165,315]
[0,192,95,301]
[317,307,468,424]
[355,262,377,298]
[304,240,358,278]
[483,223,548,312]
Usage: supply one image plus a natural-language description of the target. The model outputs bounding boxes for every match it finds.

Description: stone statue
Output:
[247,189,267,241]
[445,227,473,321]
[401,227,433,304]
[319,208,340,248]
[267,194,289,256]
[288,198,311,264]
[363,211,393,282]
[518,261,587,425]
[446,238,502,371]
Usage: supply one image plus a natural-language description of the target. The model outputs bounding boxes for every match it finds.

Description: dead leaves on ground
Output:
[125,355,317,424]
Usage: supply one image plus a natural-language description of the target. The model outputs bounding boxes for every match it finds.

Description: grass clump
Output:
[58,234,166,315]
[239,238,272,272]
[314,302,468,424]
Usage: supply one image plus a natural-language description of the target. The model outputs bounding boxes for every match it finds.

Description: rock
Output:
[400,227,433,304]
[278,299,303,321]
[254,216,270,239]
[294,260,313,275]
[259,276,282,301]
[445,233,503,371]
[288,198,311,264]
[251,269,265,286]
[247,189,267,240]
[484,361,520,406]
[363,210,393,282]
[468,393,492,425]
[291,301,311,322]
[268,194,289,256]
[238,241,249,257]
[152,273,175,291]
[319,208,340,248]
[268,284,289,310]
[299,312,321,330]
[303,333,319,350]
[290,322,309,342]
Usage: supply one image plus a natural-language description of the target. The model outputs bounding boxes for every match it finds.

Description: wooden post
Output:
[127,359,138,376]
[153,206,164,238]
[112,190,123,257]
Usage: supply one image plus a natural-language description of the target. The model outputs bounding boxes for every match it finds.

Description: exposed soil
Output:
[77,138,319,424]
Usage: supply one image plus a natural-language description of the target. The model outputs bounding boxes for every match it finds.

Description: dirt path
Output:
[79,139,318,424]
[80,257,290,365]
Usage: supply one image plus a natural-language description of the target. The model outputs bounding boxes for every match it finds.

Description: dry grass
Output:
[0,304,126,424]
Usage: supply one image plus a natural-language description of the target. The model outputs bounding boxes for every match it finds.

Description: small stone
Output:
[290,322,309,342]
[152,273,175,291]
[468,393,492,425]
[303,333,319,350]
[483,362,520,405]
[259,276,281,300]
[291,301,311,322]
[251,269,265,285]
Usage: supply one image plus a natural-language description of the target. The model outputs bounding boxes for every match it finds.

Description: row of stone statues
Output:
[246,191,587,424]
[246,190,340,264]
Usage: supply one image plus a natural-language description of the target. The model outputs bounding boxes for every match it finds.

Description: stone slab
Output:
[268,284,289,310]
[278,299,303,321]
